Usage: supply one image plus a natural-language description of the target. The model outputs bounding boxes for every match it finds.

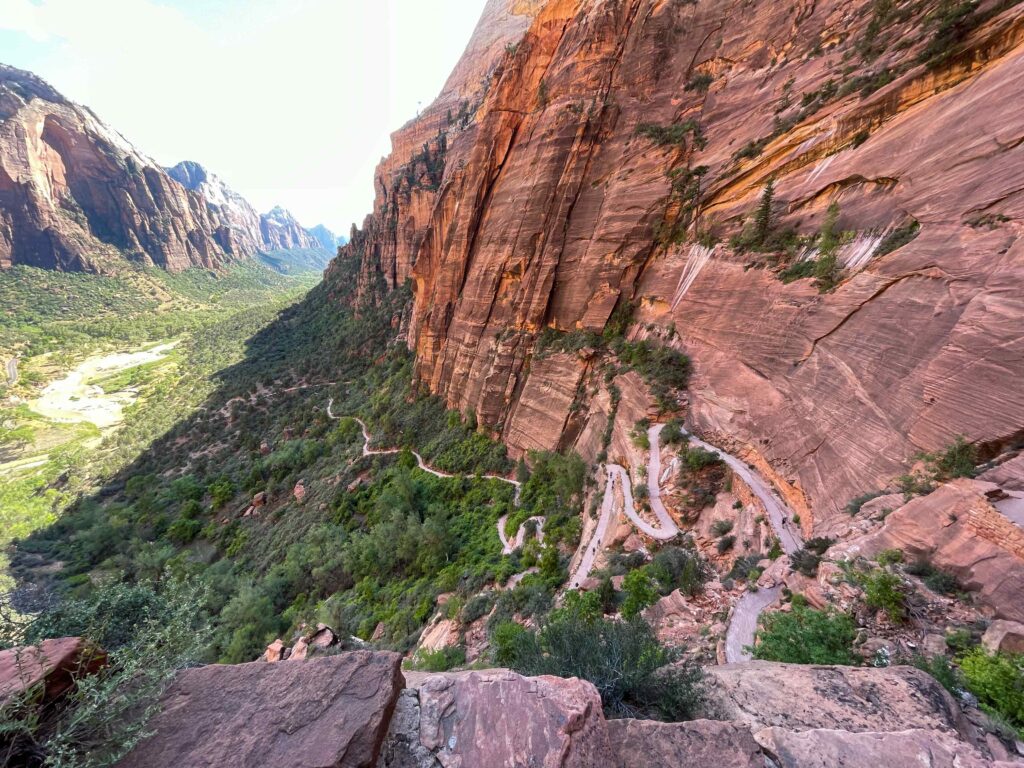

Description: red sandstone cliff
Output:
[333,0,1024,526]
[0,66,321,273]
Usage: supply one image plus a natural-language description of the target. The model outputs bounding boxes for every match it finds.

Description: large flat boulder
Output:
[117,650,403,768]
[607,718,762,768]
[380,669,612,768]
[703,662,974,739]
[753,726,1006,768]
[0,637,105,709]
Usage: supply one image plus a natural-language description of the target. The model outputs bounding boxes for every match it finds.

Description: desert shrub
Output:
[912,653,964,695]
[710,519,734,537]
[685,72,714,93]
[876,548,904,566]
[789,547,823,577]
[959,649,1024,737]
[648,546,712,597]
[716,535,736,554]
[635,120,703,148]
[621,569,659,619]
[905,558,961,595]
[863,569,907,622]
[805,537,835,555]
[874,220,920,257]
[461,593,494,624]
[845,490,886,516]
[411,645,466,672]
[500,594,704,720]
[929,435,978,480]
[679,446,722,472]
[752,604,857,665]
[0,578,209,768]
[660,420,685,445]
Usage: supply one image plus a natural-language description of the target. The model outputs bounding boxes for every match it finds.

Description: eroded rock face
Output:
[380,669,612,768]
[0,66,240,272]
[116,651,403,768]
[753,726,1004,768]
[607,718,762,768]
[840,479,1024,623]
[332,0,1024,529]
[702,661,975,741]
[260,205,318,251]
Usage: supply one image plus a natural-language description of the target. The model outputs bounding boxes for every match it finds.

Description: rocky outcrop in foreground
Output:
[116,651,404,768]
[102,652,1017,767]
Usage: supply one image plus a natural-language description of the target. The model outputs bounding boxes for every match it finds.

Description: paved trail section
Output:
[326,399,533,552]
[31,343,178,429]
[5,357,17,386]
[558,420,802,662]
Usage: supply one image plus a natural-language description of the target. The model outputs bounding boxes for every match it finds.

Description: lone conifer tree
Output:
[753,179,775,247]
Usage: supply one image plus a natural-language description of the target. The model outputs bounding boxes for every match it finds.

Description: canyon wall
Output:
[0,66,320,273]
[333,0,1024,525]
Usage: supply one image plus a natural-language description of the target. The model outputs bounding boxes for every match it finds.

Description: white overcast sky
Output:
[0,0,487,233]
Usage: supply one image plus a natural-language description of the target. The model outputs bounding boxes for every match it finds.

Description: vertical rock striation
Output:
[333,0,1024,527]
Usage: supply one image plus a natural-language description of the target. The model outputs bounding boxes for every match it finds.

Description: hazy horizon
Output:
[0,0,488,234]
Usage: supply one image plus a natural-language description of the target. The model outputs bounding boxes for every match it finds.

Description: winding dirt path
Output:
[325,399,531,552]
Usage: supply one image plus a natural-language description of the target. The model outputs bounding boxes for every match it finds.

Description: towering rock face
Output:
[165,160,265,257]
[335,0,1024,528]
[260,205,318,251]
[0,65,239,272]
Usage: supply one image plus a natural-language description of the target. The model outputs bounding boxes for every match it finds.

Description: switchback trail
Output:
[325,399,531,552]
[558,419,802,663]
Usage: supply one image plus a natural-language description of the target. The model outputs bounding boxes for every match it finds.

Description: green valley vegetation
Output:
[0,261,321,591]
[5,249,590,668]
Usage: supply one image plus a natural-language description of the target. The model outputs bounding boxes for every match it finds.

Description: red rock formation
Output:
[0,66,242,272]
[116,651,403,768]
[334,0,1024,530]
[0,636,105,709]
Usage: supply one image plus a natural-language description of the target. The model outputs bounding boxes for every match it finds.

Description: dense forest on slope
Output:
[7,251,586,663]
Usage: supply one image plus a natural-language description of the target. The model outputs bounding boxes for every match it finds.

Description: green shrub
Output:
[863,569,906,622]
[621,569,659,619]
[711,519,734,537]
[789,547,823,577]
[461,593,494,624]
[685,72,714,93]
[874,220,919,257]
[411,645,466,672]
[752,604,857,665]
[1,578,209,767]
[845,490,886,515]
[648,546,712,597]
[912,653,964,695]
[716,535,736,554]
[500,596,704,720]
[959,649,1024,737]
[876,548,904,566]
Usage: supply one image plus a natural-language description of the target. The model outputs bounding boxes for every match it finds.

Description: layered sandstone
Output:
[333,0,1024,530]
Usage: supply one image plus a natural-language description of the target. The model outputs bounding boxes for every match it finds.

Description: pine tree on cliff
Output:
[753,179,775,248]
